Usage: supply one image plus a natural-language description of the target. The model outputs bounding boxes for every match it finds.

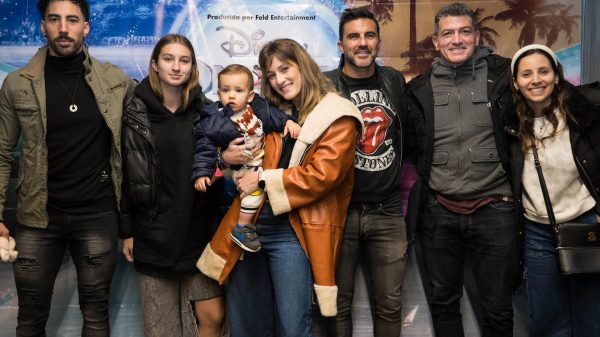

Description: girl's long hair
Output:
[510,48,572,153]
[258,38,335,124]
[148,34,199,109]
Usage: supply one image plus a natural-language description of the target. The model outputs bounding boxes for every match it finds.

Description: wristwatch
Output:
[258,171,266,190]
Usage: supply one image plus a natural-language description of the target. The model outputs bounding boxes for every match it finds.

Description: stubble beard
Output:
[48,35,85,57]
[344,48,377,72]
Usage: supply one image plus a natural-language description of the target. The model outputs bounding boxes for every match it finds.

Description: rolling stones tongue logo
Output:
[357,106,392,154]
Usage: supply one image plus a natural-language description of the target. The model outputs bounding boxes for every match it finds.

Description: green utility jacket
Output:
[0,45,136,228]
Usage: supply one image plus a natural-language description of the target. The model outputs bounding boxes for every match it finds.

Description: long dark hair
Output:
[511,48,572,153]
[148,34,199,109]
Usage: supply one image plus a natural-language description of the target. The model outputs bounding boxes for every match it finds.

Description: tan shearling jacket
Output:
[198,92,363,316]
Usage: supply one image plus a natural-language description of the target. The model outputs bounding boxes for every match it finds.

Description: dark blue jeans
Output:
[419,195,518,337]
[524,210,600,337]
[225,216,313,337]
[13,209,118,337]
[326,202,408,337]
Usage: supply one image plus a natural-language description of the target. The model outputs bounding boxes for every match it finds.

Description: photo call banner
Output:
[0,0,582,100]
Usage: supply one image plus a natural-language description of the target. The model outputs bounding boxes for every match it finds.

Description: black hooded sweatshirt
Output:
[122,78,219,278]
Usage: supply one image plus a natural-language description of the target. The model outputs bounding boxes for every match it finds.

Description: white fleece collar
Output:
[288,92,363,167]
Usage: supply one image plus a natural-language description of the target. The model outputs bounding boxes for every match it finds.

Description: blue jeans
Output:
[326,202,407,337]
[225,213,313,337]
[419,195,518,337]
[13,209,118,337]
[523,210,600,337]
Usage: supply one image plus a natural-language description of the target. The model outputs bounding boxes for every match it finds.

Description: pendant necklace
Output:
[534,118,550,149]
[535,117,551,137]
[539,119,548,133]
[49,65,84,112]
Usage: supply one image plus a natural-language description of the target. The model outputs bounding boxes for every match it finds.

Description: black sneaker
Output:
[229,224,261,252]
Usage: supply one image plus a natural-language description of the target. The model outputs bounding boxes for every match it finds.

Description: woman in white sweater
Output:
[509,44,600,337]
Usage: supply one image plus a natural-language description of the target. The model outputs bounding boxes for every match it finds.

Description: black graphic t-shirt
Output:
[342,71,403,204]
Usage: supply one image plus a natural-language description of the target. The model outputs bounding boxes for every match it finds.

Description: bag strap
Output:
[531,145,559,232]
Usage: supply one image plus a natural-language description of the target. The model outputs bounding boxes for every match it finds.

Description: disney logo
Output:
[216,26,266,57]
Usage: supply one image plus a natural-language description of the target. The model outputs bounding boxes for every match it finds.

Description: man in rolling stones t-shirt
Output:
[324,7,411,337]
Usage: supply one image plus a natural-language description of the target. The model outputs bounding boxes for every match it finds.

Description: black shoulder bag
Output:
[531,145,600,274]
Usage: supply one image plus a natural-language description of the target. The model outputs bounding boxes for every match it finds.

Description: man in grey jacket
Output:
[324,8,410,337]
[0,0,135,335]
[407,3,518,337]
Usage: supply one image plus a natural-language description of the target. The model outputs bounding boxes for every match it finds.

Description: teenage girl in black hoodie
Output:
[120,34,224,337]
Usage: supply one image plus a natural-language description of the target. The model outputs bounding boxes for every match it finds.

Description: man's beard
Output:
[48,33,84,57]
[345,49,376,69]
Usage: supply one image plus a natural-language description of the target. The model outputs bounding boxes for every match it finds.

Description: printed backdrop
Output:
[0,0,582,98]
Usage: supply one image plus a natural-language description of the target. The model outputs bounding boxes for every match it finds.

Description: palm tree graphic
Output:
[343,0,394,25]
[474,8,499,49]
[402,7,498,76]
[495,0,579,47]
[544,4,579,47]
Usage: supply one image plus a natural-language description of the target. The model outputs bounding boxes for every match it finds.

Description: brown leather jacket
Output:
[197,93,363,316]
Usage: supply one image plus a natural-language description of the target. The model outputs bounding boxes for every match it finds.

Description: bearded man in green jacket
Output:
[0,0,135,335]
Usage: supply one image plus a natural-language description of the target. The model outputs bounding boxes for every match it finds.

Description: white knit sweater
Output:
[522,111,596,224]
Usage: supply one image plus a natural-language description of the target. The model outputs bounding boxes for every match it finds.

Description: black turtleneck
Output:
[45,51,115,213]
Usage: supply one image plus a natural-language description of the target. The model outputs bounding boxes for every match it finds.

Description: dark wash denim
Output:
[326,202,408,337]
[13,209,118,337]
[419,194,518,337]
[225,209,313,337]
[524,210,600,337]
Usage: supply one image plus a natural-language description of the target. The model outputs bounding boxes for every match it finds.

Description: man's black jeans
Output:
[327,201,408,337]
[419,195,518,337]
[13,209,118,337]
